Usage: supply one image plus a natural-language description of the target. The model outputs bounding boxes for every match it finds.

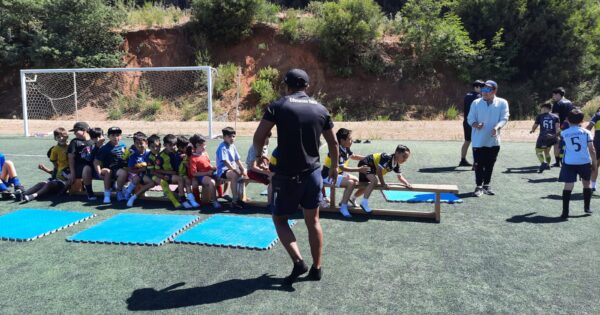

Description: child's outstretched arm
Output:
[397,174,412,189]
[38,164,53,175]
[376,166,388,189]
[530,123,539,134]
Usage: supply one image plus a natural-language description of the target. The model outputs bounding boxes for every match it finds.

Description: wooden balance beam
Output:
[325,183,459,223]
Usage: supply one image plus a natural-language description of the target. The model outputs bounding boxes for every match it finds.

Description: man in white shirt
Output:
[558,109,596,219]
[467,80,510,197]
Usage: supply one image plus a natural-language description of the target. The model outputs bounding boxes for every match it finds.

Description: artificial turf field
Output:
[0,135,599,314]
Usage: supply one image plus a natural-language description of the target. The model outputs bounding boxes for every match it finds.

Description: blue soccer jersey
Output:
[560,126,592,165]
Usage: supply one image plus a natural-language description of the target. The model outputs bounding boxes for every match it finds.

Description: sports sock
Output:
[583,188,592,211]
[0,181,8,191]
[85,184,94,197]
[7,176,21,187]
[125,183,136,195]
[592,182,596,189]
[562,190,572,217]
[283,260,309,285]
[160,180,180,207]
[193,187,201,203]
[217,184,224,198]
[535,148,545,163]
[545,154,552,163]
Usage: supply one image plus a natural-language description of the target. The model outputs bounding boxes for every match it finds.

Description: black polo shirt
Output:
[463,91,480,121]
[263,91,334,176]
[552,97,574,124]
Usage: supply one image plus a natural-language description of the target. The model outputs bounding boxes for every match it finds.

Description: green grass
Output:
[0,136,599,314]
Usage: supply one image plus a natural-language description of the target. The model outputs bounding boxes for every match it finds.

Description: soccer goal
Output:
[20,66,217,138]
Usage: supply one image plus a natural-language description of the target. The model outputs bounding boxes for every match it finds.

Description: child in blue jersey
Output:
[0,151,25,200]
[585,107,600,190]
[125,132,154,207]
[93,127,128,204]
[530,103,560,173]
[216,127,247,208]
[559,109,597,219]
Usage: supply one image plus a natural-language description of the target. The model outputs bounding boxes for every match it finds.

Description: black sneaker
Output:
[459,159,473,167]
[545,163,551,170]
[483,186,496,195]
[364,139,371,144]
[473,187,484,197]
[552,162,561,167]
[538,163,546,173]
[584,208,593,214]
[283,260,309,285]
[14,190,23,202]
[306,266,322,281]
[1,191,15,200]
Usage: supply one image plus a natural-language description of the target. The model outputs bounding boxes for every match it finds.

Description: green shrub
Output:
[251,79,279,107]
[582,96,600,120]
[214,63,238,97]
[122,1,187,28]
[281,11,301,41]
[256,0,280,24]
[192,0,262,43]
[445,105,459,120]
[107,106,123,120]
[141,99,162,120]
[257,66,279,84]
[317,0,384,71]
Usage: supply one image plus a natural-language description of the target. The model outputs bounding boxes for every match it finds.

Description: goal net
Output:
[20,66,219,138]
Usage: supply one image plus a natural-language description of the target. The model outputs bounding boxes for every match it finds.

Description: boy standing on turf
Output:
[216,127,247,208]
[353,145,413,213]
[322,128,369,218]
[93,127,128,204]
[559,109,596,219]
[530,103,560,173]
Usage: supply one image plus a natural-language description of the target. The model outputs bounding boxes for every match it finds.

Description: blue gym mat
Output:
[67,213,199,246]
[0,208,95,242]
[261,187,330,196]
[173,215,296,250]
[382,191,462,204]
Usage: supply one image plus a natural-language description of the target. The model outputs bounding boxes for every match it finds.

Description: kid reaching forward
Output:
[353,145,412,213]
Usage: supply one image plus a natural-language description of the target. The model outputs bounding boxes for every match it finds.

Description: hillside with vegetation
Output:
[1,0,599,121]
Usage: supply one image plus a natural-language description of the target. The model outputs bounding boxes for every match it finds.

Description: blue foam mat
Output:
[67,213,199,246]
[261,187,330,196]
[0,208,95,242]
[173,215,296,250]
[382,190,462,204]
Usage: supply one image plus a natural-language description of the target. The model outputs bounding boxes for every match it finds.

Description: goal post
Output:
[20,66,216,138]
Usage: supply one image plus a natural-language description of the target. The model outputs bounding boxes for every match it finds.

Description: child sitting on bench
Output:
[188,134,221,209]
[353,145,413,213]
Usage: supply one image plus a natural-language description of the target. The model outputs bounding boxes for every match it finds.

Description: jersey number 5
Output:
[571,136,581,152]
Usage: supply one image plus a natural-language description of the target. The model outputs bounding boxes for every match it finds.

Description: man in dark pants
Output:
[460,80,484,167]
[551,87,574,167]
[467,80,510,197]
[253,69,339,285]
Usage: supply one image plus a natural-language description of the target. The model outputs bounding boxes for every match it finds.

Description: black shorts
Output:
[559,163,592,182]
[594,142,600,159]
[463,121,472,142]
[357,161,375,182]
[73,163,87,179]
[271,168,322,216]
[536,135,557,149]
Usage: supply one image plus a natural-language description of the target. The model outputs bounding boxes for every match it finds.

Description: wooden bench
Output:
[326,183,459,223]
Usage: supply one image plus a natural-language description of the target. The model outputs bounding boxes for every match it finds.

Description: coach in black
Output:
[460,80,484,167]
[253,69,339,285]
[551,87,574,167]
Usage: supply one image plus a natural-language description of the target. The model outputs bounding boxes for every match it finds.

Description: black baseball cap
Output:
[284,68,309,88]
[69,122,89,132]
[472,80,485,87]
[107,127,122,136]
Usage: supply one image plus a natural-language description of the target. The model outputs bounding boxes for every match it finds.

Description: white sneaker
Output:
[319,199,330,208]
[212,200,222,209]
[182,201,193,209]
[126,195,137,207]
[339,204,352,218]
[187,193,200,207]
[360,199,372,213]
[103,191,111,204]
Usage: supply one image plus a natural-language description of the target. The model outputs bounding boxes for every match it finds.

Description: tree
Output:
[192,0,262,43]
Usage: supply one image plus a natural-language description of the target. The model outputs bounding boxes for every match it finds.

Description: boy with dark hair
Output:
[125,132,154,207]
[460,79,484,167]
[66,122,95,198]
[559,109,596,219]
[353,145,413,213]
[322,128,368,218]
[156,134,197,208]
[246,131,273,203]
[18,127,70,202]
[93,127,128,204]
[530,103,560,173]
[0,152,25,199]
[216,127,247,208]
[551,87,574,167]
[81,127,105,200]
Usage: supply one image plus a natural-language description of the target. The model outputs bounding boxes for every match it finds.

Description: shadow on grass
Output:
[507,211,590,224]
[525,177,558,184]
[457,192,478,199]
[503,166,539,174]
[419,166,470,173]
[126,274,292,310]
[541,193,600,201]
